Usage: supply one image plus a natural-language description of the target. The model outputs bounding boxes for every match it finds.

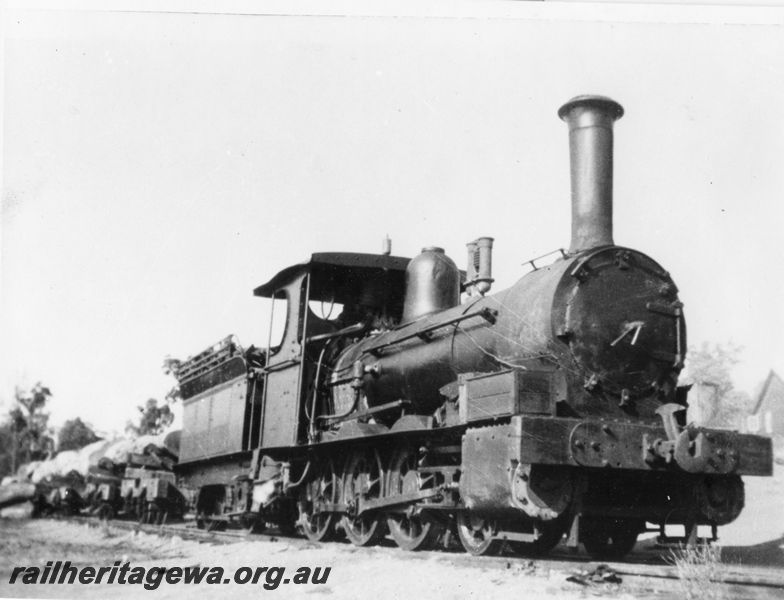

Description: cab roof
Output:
[253,252,411,305]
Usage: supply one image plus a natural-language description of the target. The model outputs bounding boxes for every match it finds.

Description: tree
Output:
[126,398,173,437]
[162,356,183,403]
[58,417,101,451]
[0,421,16,479]
[682,342,751,429]
[6,383,55,472]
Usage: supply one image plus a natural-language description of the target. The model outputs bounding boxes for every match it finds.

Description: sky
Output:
[2,1,784,436]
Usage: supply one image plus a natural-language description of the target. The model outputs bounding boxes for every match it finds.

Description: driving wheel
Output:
[386,447,444,551]
[299,460,339,542]
[341,450,386,546]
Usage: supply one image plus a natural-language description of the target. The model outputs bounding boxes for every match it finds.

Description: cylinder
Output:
[558,95,624,254]
[402,247,460,323]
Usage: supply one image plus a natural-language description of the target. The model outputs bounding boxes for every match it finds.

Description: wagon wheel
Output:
[153,500,168,525]
[581,517,642,560]
[147,503,159,525]
[299,460,339,542]
[49,490,65,518]
[509,518,568,557]
[386,447,444,551]
[341,450,386,546]
[196,512,223,531]
[204,518,220,532]
[97,502,115,521]
[136,491,148,524]
[123,492,135,518]
[456,513,503,556]
[61,489,81,517]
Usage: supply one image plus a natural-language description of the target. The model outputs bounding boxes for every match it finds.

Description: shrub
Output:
[670,543,725,600]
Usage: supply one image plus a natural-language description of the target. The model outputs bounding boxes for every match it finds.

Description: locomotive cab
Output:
[253,252,410,448]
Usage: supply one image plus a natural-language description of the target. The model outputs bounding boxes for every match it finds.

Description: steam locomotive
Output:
[173,95,772,559]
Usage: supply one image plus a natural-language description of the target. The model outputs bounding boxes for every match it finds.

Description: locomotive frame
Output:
[172,95,773,559]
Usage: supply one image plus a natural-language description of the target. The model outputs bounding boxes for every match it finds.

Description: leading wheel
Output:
[386,447,444,551]
[341,450,386,547]
[299,460,339,542]
[456,513,503,556]
[509,518,568,557]
[696,475,744,525]
[581,518,642,560]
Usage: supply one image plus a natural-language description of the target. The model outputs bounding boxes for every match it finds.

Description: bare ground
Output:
[0,519,674,600]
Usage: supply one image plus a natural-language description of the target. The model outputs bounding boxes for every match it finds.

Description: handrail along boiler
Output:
[174,95,773,557]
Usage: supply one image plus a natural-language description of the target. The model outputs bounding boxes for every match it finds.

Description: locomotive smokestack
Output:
[558,95,624,254]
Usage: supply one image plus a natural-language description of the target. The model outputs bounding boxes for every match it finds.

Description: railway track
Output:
[66,516,784,597]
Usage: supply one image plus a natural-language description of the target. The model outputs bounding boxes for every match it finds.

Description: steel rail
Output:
[62,516,784,592]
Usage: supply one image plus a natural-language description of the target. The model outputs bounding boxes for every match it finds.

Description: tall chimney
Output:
[558,95,624,254]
